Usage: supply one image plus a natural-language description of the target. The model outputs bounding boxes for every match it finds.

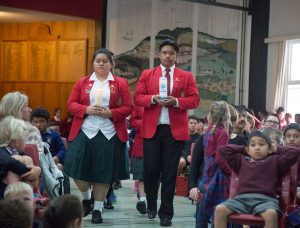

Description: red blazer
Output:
[134,66,200,141]
[67,75,132,142]
[129,106,144,157]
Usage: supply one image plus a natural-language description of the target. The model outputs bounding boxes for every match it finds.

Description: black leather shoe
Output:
[104,200,114,209]
[160,217,172,226]
[147,210,157,219]
[82,199,92,217]
[91,210,103,224]
[136,201,147,214]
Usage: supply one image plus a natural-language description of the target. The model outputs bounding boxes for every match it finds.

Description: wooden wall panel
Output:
[0,19,102,119]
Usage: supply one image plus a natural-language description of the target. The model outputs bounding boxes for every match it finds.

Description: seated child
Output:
[0,116,41,198]
[4,181,33,207]
[31,107,66,170]
[4,182,44,228]
[214,130,300,228]
[43,194,83,228]
[0,198,34,228]
[282,123,300,199]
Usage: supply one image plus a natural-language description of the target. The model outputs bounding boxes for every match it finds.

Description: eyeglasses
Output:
[265,120,279,126]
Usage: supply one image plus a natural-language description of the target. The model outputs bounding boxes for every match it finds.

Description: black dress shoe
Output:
[104,200,114,209]
[82,199,92,217]
[160,217,172,226]
[147,210,157,219]
[91,210,103,224]
[136,201,147,214]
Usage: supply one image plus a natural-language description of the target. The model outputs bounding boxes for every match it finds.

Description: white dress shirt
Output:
[158,64,175,125]
[81,72,116,140]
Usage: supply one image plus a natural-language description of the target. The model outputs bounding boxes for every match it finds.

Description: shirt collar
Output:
[160,64,175,74]
[90,72,114,83]
[5,146,19,155]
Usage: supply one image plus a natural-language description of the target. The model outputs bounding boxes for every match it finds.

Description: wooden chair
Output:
[226,163,298,227]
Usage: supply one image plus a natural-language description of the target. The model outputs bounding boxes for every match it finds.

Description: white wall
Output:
[266,0,300,111]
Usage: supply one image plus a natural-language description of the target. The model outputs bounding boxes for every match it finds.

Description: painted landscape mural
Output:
[114,28,237,117]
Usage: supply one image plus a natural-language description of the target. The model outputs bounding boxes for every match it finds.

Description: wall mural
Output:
[108,0,240,117]
[114,27,237,117]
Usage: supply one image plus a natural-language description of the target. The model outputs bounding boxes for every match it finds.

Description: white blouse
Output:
[81,72,116,140]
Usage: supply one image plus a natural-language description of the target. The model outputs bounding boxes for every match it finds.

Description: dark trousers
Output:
[143,125,184,219]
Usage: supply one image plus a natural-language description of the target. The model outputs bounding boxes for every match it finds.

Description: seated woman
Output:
[0,116,41,198]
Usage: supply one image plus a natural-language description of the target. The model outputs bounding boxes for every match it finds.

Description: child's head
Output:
[188,115,199,134]
[246,130,273,160]
[261,127,282,151]
[283,123,300,147]
[207,101,230,131]
[31,107,50,133]
[295,114,300,125]
[0,199,34,228]
[0,116,28,152]
[54,108,62,117]
[4,182,33,208]
[43,194,83,228]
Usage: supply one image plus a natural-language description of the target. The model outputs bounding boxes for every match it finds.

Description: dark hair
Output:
[276,106,284,114]
[283,123,300,136]
[199,118,206,124]
[31,107,50,121]
[234,105,247,115]
[0,199,33,228]
[54,108,61,115]
[92,48,115,65]
[43,195,82,228]
[295,113,300,117]
[188,115,199,122]
[159,39,179,53]
[248,130,272,148]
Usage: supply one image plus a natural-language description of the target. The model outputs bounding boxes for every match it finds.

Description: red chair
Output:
[24,144,40,167]
[226,163,298,227]
[24,144,49,211]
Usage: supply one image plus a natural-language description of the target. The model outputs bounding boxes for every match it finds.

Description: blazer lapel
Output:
[109,79,120,107]
[171,67,183,97]
[82,77,94,105]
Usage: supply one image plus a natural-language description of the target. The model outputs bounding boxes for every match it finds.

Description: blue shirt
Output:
[41,129,66,164]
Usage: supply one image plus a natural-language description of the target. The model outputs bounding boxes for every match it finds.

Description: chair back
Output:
[24,144,40,166]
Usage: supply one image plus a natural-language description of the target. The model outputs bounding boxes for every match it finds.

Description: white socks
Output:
[94,201,104,212]
[140,196,146,202]
[81,189,91,200]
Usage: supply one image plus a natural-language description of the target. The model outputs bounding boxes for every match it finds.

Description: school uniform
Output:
[134,64,200,220]
[64,72,132,183]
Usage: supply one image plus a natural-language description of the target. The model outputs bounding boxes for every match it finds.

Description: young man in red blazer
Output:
[134,39,200,226]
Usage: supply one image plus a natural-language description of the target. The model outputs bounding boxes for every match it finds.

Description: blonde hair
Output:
[228,104,238,134]
[207,101,231,133]
[246,111,255,129]
[0,116,28,147]
[4,182,33,199]
[0,91,28,120]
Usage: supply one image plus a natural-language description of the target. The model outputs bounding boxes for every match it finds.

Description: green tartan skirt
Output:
[64,130,129,183]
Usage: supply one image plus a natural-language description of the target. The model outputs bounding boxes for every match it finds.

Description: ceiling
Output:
[0,6,84,23]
